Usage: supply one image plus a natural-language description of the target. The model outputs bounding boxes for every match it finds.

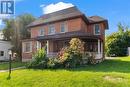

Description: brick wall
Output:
[23,17,106,61]
[22,40,37,62]
[30,17,82,38]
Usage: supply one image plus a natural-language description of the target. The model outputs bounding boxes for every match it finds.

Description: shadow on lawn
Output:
[70,59,130,73]
[30,58,130,73]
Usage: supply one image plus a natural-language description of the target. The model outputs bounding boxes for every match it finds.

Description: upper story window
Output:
[39,28,44,36]
[94,24,100,35]
[23,42,32,53]
[60,22,67,33]
[48,25,55,34]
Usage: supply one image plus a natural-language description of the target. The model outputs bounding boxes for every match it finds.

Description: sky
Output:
[0,0,130,35]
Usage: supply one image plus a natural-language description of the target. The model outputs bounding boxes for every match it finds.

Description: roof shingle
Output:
[27,6,108,28]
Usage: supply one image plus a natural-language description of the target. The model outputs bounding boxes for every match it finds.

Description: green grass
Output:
[0,62,26,70]
[0,57,130,87]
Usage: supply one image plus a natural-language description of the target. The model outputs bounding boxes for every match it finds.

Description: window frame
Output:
[48,24,55,35]
[60,22,68,33]
[94,24,101,35]
[23,42,32,53]
[39,28,45,36]
[0,51,4,56]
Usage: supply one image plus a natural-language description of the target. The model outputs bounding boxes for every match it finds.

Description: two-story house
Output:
[0,30,12,61]
[22,7,108,62]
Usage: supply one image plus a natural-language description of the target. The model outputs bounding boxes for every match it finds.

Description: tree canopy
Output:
[105,23,130,57]
[2,13,35,61]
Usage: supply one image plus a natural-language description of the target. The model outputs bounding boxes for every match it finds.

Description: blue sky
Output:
[1,0,130,35]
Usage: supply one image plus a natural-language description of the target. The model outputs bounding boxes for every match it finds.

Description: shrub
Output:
[81,52,90,65]
[105,23,130,56]
[47,57,62,69]
[27,48,48,69]
[27,38,89,69]
[57,38,84,68]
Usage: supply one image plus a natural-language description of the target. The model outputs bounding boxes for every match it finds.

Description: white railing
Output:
[47,52,58,57]
[85,52,103,59]
[47,52,103,59]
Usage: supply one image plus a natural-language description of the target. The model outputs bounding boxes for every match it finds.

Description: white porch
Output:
[44,39,104,59]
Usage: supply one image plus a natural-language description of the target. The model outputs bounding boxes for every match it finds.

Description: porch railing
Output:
[47,52,103,59]
[85,52,103,59]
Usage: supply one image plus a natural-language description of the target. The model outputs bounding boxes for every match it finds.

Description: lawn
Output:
[0,62,26,70]
[0,57,130,87]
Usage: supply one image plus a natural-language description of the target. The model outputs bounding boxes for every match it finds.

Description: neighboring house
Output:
[22,7,108,62]
[0,30,4,40]
[0,30,12,61]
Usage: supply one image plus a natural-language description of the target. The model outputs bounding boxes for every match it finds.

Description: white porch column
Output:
[101,41,103,58]
[47,40,49,55]
[98,39,100,54]
[36,41,41,50]
[101,41,103,54]
[128,47,130,56]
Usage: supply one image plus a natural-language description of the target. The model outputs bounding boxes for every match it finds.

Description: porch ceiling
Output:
[36,31,100,41]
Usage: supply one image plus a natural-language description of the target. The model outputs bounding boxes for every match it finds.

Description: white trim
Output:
[101,41,103,53]
[47,40,49,55]
[23,42,32,53]
[60,21,68,33]
[128,47,130,56]
[48,24,55,35]
[94,24,101,35]
[36,41,41,50]
[39,28,45,36]
[0,51,4,57]
[98,39,100,54]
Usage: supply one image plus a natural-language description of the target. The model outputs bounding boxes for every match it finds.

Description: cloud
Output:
[40,2,74,14]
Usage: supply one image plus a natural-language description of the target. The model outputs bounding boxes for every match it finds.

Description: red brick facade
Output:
[22,7,108,62]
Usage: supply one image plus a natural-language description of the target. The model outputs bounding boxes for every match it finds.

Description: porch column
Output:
[101,41,103,58]
[47,40,49,55]
[98,39,100,54]
[36,41,41,50]
[101,41,103,54]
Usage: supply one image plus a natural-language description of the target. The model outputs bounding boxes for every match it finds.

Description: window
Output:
[60,22,67,33]
[39,29,44,36]
[23,42,32,52]
[48,25,55,34]
[94,24,100,35]
[0,51,4,56]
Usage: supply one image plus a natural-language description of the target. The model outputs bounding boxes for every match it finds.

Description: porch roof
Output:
[36,31,100,41]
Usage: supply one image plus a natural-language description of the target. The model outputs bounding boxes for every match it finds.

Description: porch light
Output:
[8,49,12,55]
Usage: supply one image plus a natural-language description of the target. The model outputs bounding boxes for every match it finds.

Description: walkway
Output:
[0,66,25,72]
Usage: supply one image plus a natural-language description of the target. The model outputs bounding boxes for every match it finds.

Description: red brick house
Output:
[22,7,108,62]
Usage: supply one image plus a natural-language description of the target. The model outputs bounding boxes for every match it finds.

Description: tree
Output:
[18,14,35,39]
[105,23,130,56]
[2,13,35,61]
[2,19,14,40]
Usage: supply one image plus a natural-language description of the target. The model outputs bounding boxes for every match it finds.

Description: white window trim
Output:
[94,24,101,35]
[60,21,68,33]
[0,51,4,57]
[23,42,32,53]
[39,28,45,36]
[48,24,55,35]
